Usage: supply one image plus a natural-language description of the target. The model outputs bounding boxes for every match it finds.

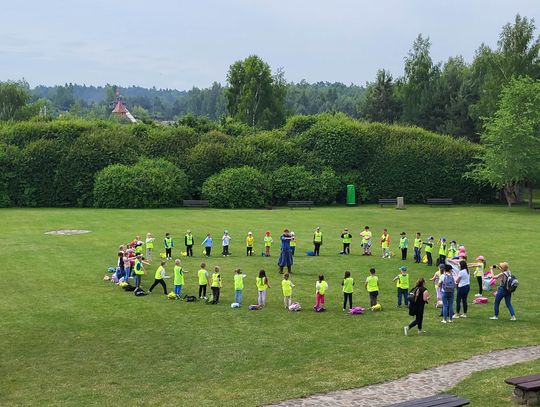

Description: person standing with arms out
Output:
[314,274,328,310]
[263,231,273,257]
[164,233,174,260]
[404,278,430,336]
[365,268,380,307]
[184,230,194,257]
[313,227,323,256]
[398,232,408,261]
[149,261,169,295]
[282,273,295,309]
[393,266,410,307]
[490,262,517,321]
[198,262,209,300]
[256,270,270,307]
[341,228,352,255]
[133,254,148,289]
[278,229,293,274]
[447,240,459,259]
[145,233,155,262]
[360,226,372,256]
[437,237,447,266]
[290,231,297,256]
[424,236,434,266]
[201,233,213,257]
[246,232,254,256]
[413,232,423,264]
[380,229,391,259]
[342,271,354,311]
[440,264,456,323]
[454,260,470,319]
[222,230,231,257]
[233,268,246,305]
[469,255,486,297]
[173,259,188,298]
[210,266,222,304]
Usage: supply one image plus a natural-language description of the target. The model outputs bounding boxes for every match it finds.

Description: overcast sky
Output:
[1,0,539,90]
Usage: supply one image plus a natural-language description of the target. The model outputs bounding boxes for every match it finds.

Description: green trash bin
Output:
[346,184,356,205]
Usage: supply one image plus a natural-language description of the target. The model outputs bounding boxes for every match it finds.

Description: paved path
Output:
[266,345,540,407]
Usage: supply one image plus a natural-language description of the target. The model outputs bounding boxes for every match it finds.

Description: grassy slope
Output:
[1,205,538,406]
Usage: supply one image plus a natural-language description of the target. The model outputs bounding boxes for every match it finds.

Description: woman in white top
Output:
[454,260,470,318]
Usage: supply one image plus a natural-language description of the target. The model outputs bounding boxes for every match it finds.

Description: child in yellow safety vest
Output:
[314,274,328,310]
[342,271,354,310]
[145,233,155,262]
[282,273,295,309]
[210,266,222,304]
[198,262,209,299]
[173,259,188,298]
[290,232,297,256]
[246,232,254,256]
[341,228,352,255]
[257,269,270,306]
[234,268,246,305]
[413,232,423,264]
[392,266,410,307]
[380,229,391,259]
[149,261,169,295]
[264,232,273,257]
[424,236,434,267]
[365,268,379,307]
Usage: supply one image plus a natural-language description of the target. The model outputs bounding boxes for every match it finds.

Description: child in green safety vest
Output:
[256,269,270,306]
[185,230,194,257]
[210,266,222,304]
[282,273,295,309]
[365,268,379,307]
[290,232,297,256]
[198,262,209,299]
[413,232,423,263]
[437,238,447,266]
[341,228,352,255]
[424,236,434,266]
[264,232,273,257]
[342,271,354,311]
[447,240,458,259]
[173,259,188,298]
[164,233,174,260]
[393,266,410,307]
[314,274,328,310]
[234,268,246,305]
[145,233,155,262]
[313,227,323,256]
[399,232,408,261]
[149,261,169,295]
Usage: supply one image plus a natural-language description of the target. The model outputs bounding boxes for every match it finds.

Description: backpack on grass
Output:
[349,306,364,315]
[123,284,136,292]
[184,295,197,302]
[134,287,147,296]
[288,302,301,311]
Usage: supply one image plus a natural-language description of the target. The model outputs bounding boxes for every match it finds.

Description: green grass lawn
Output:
[1,205,539,406]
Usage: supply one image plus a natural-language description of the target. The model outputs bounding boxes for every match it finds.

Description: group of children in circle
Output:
[108,227,503,316]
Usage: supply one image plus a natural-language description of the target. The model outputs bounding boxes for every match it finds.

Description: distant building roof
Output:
[112,100,128,114]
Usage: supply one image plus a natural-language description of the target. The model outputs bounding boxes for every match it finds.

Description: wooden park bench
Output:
[287,200,313,209]
[385,393,470,407]
[182,199,209,207]
[426,198,454,206]
[505,373,540,405]
[378,198,397,207]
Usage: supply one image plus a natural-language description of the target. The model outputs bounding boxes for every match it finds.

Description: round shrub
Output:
[93,159,189,208]
[202,166,269,208]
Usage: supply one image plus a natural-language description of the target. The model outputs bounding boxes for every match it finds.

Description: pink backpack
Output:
[288,302,301,311]
[349,306,365,315]
[473,297,489,304]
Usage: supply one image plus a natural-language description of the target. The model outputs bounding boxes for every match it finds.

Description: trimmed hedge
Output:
[93,159,189,208]
[0,114,494,207]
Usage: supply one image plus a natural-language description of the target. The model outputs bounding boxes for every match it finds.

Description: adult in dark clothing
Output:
[404,278,430,335]
[278,229,293,274]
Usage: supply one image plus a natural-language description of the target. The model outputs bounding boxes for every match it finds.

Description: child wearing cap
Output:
[469,256,486,296]
[222,231,231,257]
[447,240,458,259]
[246,232,254,256]
[164,233,174,260]
[263,231,273,257]
[398,232,408,261]
[365,268,379,306]
[393,266,410,307]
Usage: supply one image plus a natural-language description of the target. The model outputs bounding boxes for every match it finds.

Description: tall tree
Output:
[469,15,540,131]
[0,80,30,121]
[358,69,401,123]
[225,55,286,129]
[468,77,540,207]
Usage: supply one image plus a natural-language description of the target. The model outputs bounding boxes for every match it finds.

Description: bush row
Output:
[0,114,494,208]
